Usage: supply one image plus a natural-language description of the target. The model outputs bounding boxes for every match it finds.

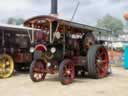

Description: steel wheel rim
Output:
[0,55,14,78]
[32,61,46,81]
[95,47,109,78]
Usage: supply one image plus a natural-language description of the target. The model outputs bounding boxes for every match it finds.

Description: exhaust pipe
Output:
[51,0,58,15]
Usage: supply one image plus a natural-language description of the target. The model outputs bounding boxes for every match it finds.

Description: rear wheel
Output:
[87,45,109,78]
[59,59,75,85]
[0,54,14,78]
[29,60,46,82]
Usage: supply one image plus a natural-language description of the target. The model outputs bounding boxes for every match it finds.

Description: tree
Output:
[7,17,24,25]
[16,18,24,25]
[7,17,16,25]
[124,22,128,29]
[96,15,124,36]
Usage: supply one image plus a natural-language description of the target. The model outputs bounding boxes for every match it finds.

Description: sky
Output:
[0,0,128,25]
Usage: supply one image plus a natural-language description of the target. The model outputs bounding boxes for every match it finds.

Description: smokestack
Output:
[51,0,58,15]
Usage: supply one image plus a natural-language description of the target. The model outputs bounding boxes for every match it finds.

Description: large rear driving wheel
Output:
[29,60,46,82]
[0,54,14,78]
[59,59,75,85]
[87,45,109,78]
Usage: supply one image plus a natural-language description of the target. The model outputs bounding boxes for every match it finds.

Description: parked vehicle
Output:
[0,24,40,78]
[24,15,110,85]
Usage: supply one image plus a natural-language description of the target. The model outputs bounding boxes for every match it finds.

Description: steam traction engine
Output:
[24,15,109,85]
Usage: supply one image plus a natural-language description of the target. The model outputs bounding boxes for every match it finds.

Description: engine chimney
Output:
[51,0,58,15]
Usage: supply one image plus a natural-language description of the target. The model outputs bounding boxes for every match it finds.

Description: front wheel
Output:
[87,45,109,78]
[0,54,14,78]
[29,60,46,82]
[59,59,75,85]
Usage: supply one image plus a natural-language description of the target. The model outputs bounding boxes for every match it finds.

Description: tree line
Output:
[96,14,124,37]
[7,17,24,25]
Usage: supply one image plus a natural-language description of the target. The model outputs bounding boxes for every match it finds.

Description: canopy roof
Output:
[0,23,40,32]
[24,15,111,33]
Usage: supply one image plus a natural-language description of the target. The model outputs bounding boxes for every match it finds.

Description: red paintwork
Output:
[15,53,24,63]
[33,60,46,80]
[35,44,47,51]
[35,32,43,40]
[15,53,32,63]
[24,15,57,25]
[62,60,75,84]
[24,53,32,62]
[71,56,86,66]
[96,47,109,78]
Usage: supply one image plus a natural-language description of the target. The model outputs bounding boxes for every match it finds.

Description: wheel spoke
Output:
[96,48,108,77]
[60,60,75,85]
[64,65,67,71]
[96,67,100,74]
[0,55,14,78]
[96,52,100,58]
[96,64,102,71]
[99,52,105,57]
[31,60,47,82]
[102,59,108,63]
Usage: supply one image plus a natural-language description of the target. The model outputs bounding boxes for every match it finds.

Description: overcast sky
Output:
[0,0,128,25]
